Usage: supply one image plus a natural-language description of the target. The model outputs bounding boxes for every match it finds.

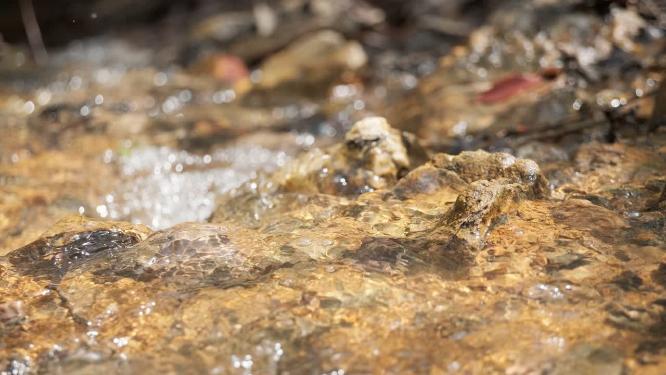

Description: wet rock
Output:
[210,118,432,229]
[64,222,283,290]
[430,150,548,196]
[26,222,290,331]
[187,0,377,64]
[606,303,654,332]
[348,234,473,277]
[652,263,666,289]
[29,104,102,148]
[5,217,149,281]
[344,117,410,170]
[444,180,520,243]
[1,1,665,373]
[551,199,629,243]
[391,162,466,200]
[8,230,139,281]
[0,300,25,328]
[342,116,416,180]
[393,150,551,245]
[651,78,666,131]
[635,302,666,357]
[386,0,662,145]
[546,252,589,272]
[189,11,255,45]
[257,30,367,90]
[574,142,628,173]
[266,116,425,195]
[610,7,647,54]
[549,344,624,375]
[515,142,570,164]
[395,149,547,201]
[612,270,643,291]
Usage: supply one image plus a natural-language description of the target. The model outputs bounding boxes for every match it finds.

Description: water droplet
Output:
[23,101,35,115]
[80,105,91,117]
[153,72,168,87]
[96,205,108,218]
[94,94,104,105]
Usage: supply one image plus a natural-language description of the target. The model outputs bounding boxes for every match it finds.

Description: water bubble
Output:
[250,69,263,83]
[526,283,564,301]
[153,72,168,87]
[273,342,284,361]
[103,149,114,163]
[452,121,468,136]
[96,205,109,218]
[212,89,236,104]
[448,361,461,372]
[94,68,111,84]
[22,101,35,115]
[178,90,192,103]
[401,73,418,89]
[543,336,566,349]
[610,98,621,108]
[112,337,129,348]
[231,354,253,369]
[161,96,181,114]
[572,99,582,111]
[69,76,83,90]
[332,84,356,99]
[296,133,315,147]
[36,90,52,105]
[80,105,91,117]
[353,99,365,110]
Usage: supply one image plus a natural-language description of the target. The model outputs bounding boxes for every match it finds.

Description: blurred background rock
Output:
[0,0,495,65]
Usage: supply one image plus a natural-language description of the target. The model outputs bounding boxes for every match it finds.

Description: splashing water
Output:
[103,145,290,228]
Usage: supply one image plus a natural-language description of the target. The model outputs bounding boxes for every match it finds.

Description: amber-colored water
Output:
[1,1,665,373]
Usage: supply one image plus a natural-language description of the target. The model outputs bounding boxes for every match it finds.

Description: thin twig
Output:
[0,33,5,60]
[507,88,662,147]
[510,118,608,147]
[19,0,47,65]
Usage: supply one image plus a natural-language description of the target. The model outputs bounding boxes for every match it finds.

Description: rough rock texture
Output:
[1,1,666,373]
[277,116,426,194]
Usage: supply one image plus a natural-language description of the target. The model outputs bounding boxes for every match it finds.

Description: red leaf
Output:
[478,73,543,105]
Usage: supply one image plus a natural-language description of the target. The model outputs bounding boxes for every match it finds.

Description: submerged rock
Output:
[2,132,665,373]
[67,222,285,290]
[1,1,665,373]
[6,216,150,281]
